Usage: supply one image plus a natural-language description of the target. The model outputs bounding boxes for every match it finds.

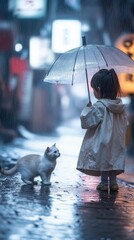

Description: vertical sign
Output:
[52,20,81,53]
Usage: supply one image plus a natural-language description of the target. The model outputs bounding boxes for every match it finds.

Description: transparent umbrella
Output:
[44,36,134,103]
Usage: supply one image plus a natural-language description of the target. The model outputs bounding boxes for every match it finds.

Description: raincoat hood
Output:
[98,98,125,114]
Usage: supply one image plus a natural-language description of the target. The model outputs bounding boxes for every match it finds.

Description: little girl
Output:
[77,69,128,191]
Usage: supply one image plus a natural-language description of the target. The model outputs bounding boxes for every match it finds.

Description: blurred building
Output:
[0,0,134,133]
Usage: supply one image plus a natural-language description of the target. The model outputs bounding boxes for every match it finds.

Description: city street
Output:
[0,1,134,240]
[0,119,134,240]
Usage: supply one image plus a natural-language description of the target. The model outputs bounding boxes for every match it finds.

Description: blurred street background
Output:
[0,0,134,239]
[1,0,134,140]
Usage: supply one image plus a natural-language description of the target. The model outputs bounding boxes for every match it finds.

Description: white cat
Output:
[0,144,60,185]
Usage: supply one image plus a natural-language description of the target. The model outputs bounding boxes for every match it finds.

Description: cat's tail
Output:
[0,164,18,176]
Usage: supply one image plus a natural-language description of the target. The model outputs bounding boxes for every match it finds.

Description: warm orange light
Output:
[119,73,134,93]
[115,34,134,94]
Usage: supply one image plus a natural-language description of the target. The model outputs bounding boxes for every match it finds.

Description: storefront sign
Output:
[52,20,81,53]
[14,0,47,18]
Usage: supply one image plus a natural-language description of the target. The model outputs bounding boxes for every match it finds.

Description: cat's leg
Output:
[22,179,38,185]
[47,174,51,183]
[22,178,33,185]
[21,173,34,185]
[40,172,51,185]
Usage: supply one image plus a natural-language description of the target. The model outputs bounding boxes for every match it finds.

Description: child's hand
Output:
[87,102,92,107]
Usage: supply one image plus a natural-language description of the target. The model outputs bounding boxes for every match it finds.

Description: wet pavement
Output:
[0,119,134,240]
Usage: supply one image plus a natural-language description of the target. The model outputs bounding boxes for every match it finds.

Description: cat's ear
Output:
[46,147,50,152]
[53,143,56,147]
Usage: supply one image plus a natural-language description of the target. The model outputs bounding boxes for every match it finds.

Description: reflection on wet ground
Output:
[0,124,134,240]
[0,154,134,240]
[74,175,134,240]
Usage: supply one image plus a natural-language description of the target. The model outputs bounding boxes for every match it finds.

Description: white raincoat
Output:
[77,98,128,176]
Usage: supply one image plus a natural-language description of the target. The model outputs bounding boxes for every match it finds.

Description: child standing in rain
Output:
[77,69,128,191]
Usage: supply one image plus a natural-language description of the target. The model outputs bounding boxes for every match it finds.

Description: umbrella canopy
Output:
[44,44,134,84]
[44,39,134,102]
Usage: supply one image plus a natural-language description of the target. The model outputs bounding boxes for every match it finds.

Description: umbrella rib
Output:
[83,46,91,103]
[45,54,64,83]
[92,48,101,70]
[96,46,108,67]
[72,46,82,85]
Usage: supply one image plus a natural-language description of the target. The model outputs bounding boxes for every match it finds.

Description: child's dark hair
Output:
[91,69,121,99]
